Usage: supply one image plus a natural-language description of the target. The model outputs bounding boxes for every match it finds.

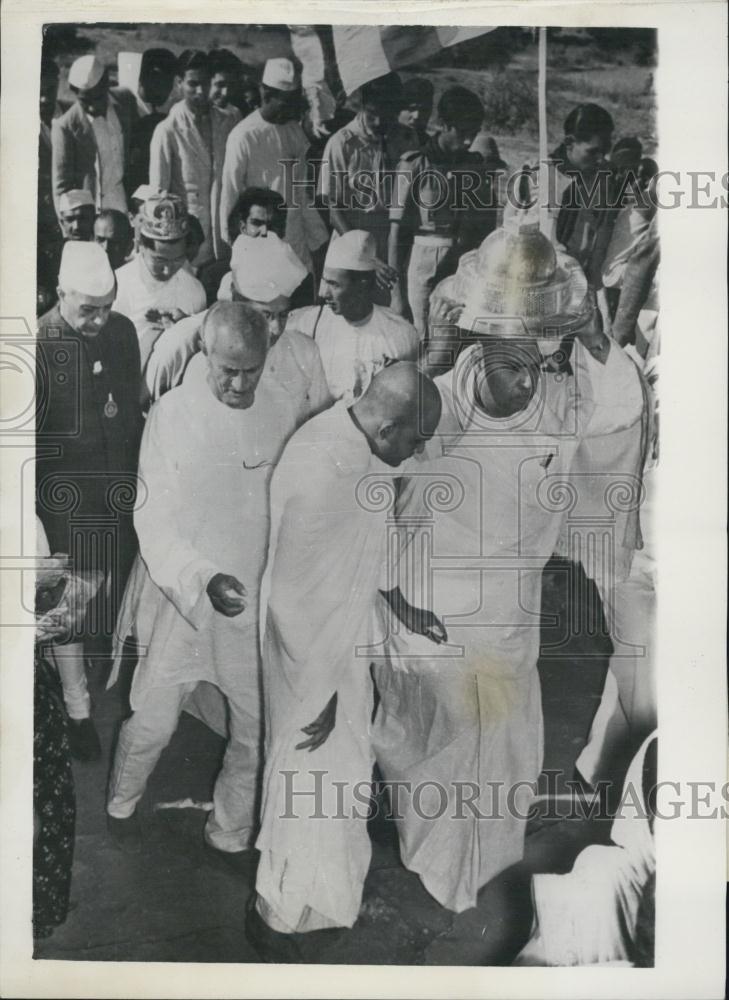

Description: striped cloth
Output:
[332,25,496,94]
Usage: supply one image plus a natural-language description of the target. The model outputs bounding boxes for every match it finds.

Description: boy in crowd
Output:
[388,86,494,336]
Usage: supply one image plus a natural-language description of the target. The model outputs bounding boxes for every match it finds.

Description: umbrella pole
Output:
[538,26,550,235]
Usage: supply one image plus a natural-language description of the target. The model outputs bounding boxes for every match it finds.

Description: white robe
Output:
[255,402,393,932]
[372,339,649,913]
[109,353,298,710]
[143,310,332,425]
[285,303,419,405]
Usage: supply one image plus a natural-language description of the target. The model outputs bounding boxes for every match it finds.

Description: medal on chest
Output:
[104,392,118,419]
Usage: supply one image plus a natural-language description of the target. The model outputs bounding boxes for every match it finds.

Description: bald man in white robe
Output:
[246,363,442,960]
[107,303,298,855]
[371,321,651,915]
[144,231,331,424]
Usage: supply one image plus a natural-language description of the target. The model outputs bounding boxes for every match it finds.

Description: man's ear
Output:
[56,286,65,302]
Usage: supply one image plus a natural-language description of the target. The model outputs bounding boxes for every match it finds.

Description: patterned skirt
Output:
[33,654,76,937]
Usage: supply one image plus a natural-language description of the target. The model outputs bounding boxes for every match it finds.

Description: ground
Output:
[35,562,620,966]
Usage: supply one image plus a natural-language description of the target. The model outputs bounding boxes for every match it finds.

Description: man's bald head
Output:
[351,362,442,467]
[201,301,269,409]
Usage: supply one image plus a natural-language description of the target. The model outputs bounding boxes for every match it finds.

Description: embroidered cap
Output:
[139,192,189,241]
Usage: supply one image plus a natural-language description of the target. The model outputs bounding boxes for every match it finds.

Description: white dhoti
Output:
[108,355,298,849]
[254,402,392,932]
[372,350,581,912]
[373,617,544,913]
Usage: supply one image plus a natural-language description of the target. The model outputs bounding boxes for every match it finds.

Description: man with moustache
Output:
[107,303,298,857]
[36,241,142,760]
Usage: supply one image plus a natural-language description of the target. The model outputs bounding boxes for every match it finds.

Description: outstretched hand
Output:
[296,692,338,752]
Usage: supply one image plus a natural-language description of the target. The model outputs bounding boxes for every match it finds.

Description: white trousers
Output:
[577,470,657,784]
[407,235,453,338]
[51,642,91,720]
[107,679,261,852]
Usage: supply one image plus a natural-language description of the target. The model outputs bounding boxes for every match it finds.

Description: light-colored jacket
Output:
[51,89,137,213]
[149,100,236,264]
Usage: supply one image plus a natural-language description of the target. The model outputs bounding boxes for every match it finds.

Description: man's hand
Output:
[160,308,187,329]
[381,587,448,644]
[373,257,398,293]
[401,603,448,644]
[296,692,338,752]
[206,573,247,617]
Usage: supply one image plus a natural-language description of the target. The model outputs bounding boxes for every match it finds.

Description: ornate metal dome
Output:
[432,216,593,341]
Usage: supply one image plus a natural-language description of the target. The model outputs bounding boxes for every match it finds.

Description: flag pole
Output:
[538,26,549,235]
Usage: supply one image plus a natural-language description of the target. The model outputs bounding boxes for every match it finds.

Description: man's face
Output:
[262,87,299,124]
[139,69,174,110]
[246,294,290,343]
[204,332,267,409]
[60,206,95,241]
[361,99,393,137]
[75,77,109,118]
[179,69,210,113]
[377,399,441,467]
[440,121,480,154]
[40,73,59,125]
[477,339,543,417]
[210,71,234,109]
[58,286,114,338]
[141,238,187,281]
[566,133,611,173]
[322,268,371,321]
[398,103,420,129]
[241,85,260,116]
[242,203,275,238]
[94,216,132,270]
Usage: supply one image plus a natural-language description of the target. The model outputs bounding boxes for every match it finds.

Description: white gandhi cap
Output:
[324,230,377,272]
[68,54,105,91]
[58,189,95,214]
[59,242,115,298]
[231,232,307,302]
[261,58,299,92]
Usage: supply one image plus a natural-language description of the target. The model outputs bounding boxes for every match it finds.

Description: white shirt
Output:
[220,109,328,272]
[285,303,419,404]
[113,254,207,371]
[88,104,127,212]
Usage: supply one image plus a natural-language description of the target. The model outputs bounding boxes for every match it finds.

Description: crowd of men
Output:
[34,42,659,964]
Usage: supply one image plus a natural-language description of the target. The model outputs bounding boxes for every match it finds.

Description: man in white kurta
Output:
[149,53,237,266]
[106,302,298,854]
[248,363,442,954]
[219,59,328,275]
[285,230,420,404]
[372,322,650,913]
[143,231,331,424]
